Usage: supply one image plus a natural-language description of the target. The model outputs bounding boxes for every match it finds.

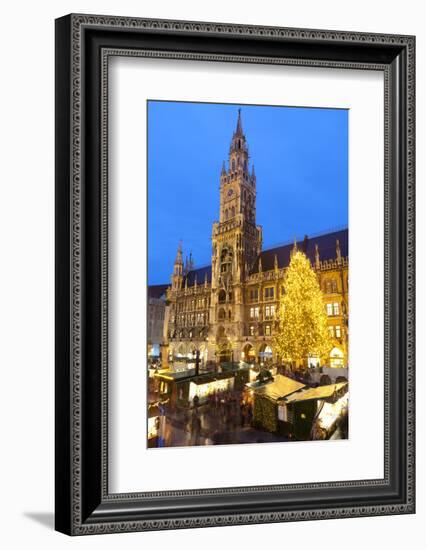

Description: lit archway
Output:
[329,347,344,368]
[188,343,196,359]
[217,342,232,364]
[259,344,273,364]
[198,344,207,365]
[176,343,186,358]
[242,343,256,363]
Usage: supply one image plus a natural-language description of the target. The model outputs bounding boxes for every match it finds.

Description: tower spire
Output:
[171,241,184,290]
[235,108,243,135]
[175,240,183,265]
[215,111,261,281]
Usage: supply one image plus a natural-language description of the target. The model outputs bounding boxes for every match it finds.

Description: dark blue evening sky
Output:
[148,101,348,285]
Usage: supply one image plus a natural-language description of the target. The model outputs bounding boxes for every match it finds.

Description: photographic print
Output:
[147,101,349,448]
[55,16,415,533]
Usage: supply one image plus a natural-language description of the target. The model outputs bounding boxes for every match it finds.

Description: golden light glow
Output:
[317,394,349,430]
[189,378,234,401]
[148,416,159,439]
[274,250,333,364]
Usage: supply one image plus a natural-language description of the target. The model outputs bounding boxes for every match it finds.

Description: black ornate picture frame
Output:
[55,14,415,535]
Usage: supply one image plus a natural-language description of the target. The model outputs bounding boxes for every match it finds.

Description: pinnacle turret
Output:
[235,108,243,135]
[171,241,184,290]
[229,109,248,156]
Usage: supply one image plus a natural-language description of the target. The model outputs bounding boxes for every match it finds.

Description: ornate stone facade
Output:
[161,112,348,368]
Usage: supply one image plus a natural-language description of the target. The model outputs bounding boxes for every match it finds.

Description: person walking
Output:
[191,410,202,445]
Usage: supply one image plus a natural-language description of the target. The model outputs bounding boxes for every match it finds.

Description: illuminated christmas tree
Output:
[274,246,332,369]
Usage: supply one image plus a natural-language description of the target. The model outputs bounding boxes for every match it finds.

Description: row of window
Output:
[247,279,347,304]
[172,312,208,326]
[223,206,255,222]
[175,297,209,312]
[169,328,207,340]
[249,324,273,336]
[218,309,232,321]
[329,325,342,339]
[323,277,349,293]
[323,279,338,293]
[249,304,276,320]
[250,323,342,339]
[218,290,233,303]
[326,302,340,316]
[248,286,278,302]
[231,156,248,171]
[224,206,236,220]
[222,170,251,184]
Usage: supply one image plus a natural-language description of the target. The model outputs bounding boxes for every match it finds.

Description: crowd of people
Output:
[179,389,255,445]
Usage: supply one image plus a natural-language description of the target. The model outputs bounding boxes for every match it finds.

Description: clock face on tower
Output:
[227,188,234,198]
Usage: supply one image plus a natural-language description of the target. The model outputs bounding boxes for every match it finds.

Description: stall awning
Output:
[252,375,305,401]
[282,382,348,404]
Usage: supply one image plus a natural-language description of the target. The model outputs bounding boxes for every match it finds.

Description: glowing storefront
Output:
[155,366,249,407]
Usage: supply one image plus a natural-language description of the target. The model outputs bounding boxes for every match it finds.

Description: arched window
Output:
[232,159,236,171]
[218,308,226,321]
[218,289,226,303]
[231,206,235,218]
[330,347,344,368]
[228,310,232,320]
[220,247,233,274]
[225,209,228,220]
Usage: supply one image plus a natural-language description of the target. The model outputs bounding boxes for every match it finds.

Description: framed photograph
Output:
[55,14,415,535]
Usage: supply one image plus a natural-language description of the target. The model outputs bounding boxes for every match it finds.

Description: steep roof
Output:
[179,228,348,287]
[252,374,306,401]
[147,284,168,299]
[184,264,212,287]
[250,228,348,275]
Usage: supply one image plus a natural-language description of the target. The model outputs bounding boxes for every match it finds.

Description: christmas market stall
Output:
[249,374,349,440]
[281,382,349,440]
[154,364,250,408]
[249,375,306,434]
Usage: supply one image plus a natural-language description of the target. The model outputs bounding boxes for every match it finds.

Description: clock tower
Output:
[209,110,262,361]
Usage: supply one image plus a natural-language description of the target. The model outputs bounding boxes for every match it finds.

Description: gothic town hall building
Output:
[161,111,348,368]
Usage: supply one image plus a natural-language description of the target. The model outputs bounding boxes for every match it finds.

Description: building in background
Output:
[157,111,348,368]
[147,284,168,361]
